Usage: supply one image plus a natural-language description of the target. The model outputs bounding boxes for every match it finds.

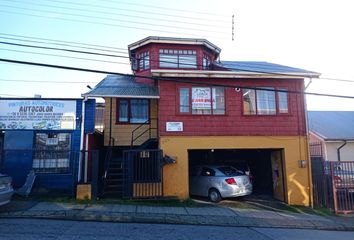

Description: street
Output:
[0,219,354,240]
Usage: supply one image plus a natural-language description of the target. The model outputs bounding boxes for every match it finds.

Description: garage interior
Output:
[188,149,285,200]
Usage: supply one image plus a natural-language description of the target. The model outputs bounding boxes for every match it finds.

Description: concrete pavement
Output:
[1,201,354,231]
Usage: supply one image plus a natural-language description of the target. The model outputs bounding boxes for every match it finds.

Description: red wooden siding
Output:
[158,78,307,136]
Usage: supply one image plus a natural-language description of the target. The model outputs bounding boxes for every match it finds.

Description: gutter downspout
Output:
[337,141,347,161]
[78,96,88,182]
[304,78,313,208]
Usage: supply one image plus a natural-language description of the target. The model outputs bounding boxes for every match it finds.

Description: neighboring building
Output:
[0,98,96,194]
[84,36,320,206]
[309,111,354,161]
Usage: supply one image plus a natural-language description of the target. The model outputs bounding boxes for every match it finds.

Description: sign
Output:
[0,100,77,130]
[166,122,183,132]
[192,87,211,110]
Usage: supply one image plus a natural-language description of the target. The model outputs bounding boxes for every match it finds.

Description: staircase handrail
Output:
[131,118,157,148]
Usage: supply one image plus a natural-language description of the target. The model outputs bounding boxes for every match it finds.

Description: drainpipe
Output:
[304,78,313,208]
[337,140,347,161]
[78,96,88,182]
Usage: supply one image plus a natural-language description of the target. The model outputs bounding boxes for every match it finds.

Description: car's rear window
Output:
[218,167,244,176]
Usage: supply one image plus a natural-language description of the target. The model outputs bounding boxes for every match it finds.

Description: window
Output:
[257,88,276,115]
[159,49,197,69]
[179,88,190,113]
[243,88,288,115]
[32,133,71,173]
[202,54,211,70]
[278,89,288,113]
[138,51,150,70]
[117,99,149,123]
[179,87,225,115]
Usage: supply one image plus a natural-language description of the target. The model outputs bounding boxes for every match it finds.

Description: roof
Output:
[82,75,159,98]
[308,111,354,141]
[128,36,221,55]
[218,61,320,78]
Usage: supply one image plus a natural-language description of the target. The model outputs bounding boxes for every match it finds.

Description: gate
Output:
[311,157,354,214]
[123,149,163,199]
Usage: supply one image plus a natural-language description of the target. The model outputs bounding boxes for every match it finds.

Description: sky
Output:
[0,0,353,110]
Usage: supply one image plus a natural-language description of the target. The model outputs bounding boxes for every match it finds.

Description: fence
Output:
[311,157,354,214]
[123,149,163,199]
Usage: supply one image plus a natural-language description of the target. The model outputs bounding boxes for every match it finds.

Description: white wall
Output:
[325,142,354,161]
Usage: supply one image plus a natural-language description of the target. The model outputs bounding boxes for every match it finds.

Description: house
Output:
[309,111,354,161]
[83,36,320,206]
[0,98,96,195]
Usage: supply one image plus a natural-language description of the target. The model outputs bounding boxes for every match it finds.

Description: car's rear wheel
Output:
[208,188,221,203]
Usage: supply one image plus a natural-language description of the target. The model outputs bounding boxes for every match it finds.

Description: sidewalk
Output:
[1,200,354,231]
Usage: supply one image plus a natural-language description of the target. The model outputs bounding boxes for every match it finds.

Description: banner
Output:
[0,100,77,130]
[192,87,211,110]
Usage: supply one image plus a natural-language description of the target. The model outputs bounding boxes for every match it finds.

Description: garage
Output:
[188,149,286,201]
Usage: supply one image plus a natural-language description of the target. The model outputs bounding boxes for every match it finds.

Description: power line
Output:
[0,36,129,55]
[0,32,127,51]
[1,57,354,100]
[3,0,228,29]
[0,40,317,76]
[318,77,354,83]
[0,48,130,65]
[0,10,228,39]
[0,41,130,59]
[0,78,97,84]
[102,0,229,17]
[0,3,229,35]
[39,0,230,24]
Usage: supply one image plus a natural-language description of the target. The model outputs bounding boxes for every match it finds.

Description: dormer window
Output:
[159,49,197,69]
[138,51,150,70]
[202,54,211,70]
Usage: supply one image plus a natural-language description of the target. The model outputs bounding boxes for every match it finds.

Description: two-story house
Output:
[83,36,320,206]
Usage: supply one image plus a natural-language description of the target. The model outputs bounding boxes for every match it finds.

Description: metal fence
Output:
[311,157,354,214]
[123,149,163,199]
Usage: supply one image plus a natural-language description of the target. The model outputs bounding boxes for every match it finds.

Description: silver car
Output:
[0,173,14,206]
[189,165,253,202]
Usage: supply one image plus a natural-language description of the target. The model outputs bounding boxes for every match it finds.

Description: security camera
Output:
[235,87,241,92]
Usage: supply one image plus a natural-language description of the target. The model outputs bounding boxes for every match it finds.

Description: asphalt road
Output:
[1,218,354,240]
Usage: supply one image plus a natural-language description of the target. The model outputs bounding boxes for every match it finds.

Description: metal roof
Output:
[82,75,159,98]
[218,61,320,78]
[308,111,354,141]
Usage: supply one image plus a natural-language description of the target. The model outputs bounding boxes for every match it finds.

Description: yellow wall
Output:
[160,135,311,206]
[103,98,158,146]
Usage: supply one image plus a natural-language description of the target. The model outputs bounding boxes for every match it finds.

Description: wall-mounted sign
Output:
[166,122,183,132]
[0,100,77,130]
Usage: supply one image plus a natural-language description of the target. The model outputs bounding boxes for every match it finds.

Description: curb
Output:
[1,211,354,231]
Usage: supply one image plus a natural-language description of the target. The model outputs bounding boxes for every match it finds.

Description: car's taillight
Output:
[225,178,237,185]
[334,175,342,183]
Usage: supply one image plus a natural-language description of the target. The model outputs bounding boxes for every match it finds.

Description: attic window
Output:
[159,49,197,69]
[202,54,211,70]
[138,51,150,70]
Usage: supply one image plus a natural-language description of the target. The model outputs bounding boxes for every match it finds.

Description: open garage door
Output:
[188,149,286,201]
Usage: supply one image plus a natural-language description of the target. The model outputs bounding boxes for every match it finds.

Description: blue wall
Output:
[1,98,96,193]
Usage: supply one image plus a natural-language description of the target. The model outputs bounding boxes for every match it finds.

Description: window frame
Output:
[159,49,197,69]
[116,98,150,124]
[177,86,226,115]
[138,51,150,71]
[242,87,290,116]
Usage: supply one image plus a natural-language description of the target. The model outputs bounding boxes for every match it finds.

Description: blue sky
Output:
[0,0,353,110]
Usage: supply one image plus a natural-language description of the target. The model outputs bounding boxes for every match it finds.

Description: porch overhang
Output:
[82,75,160,99]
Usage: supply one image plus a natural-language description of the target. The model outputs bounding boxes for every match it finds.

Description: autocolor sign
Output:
[0,100,77,130]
